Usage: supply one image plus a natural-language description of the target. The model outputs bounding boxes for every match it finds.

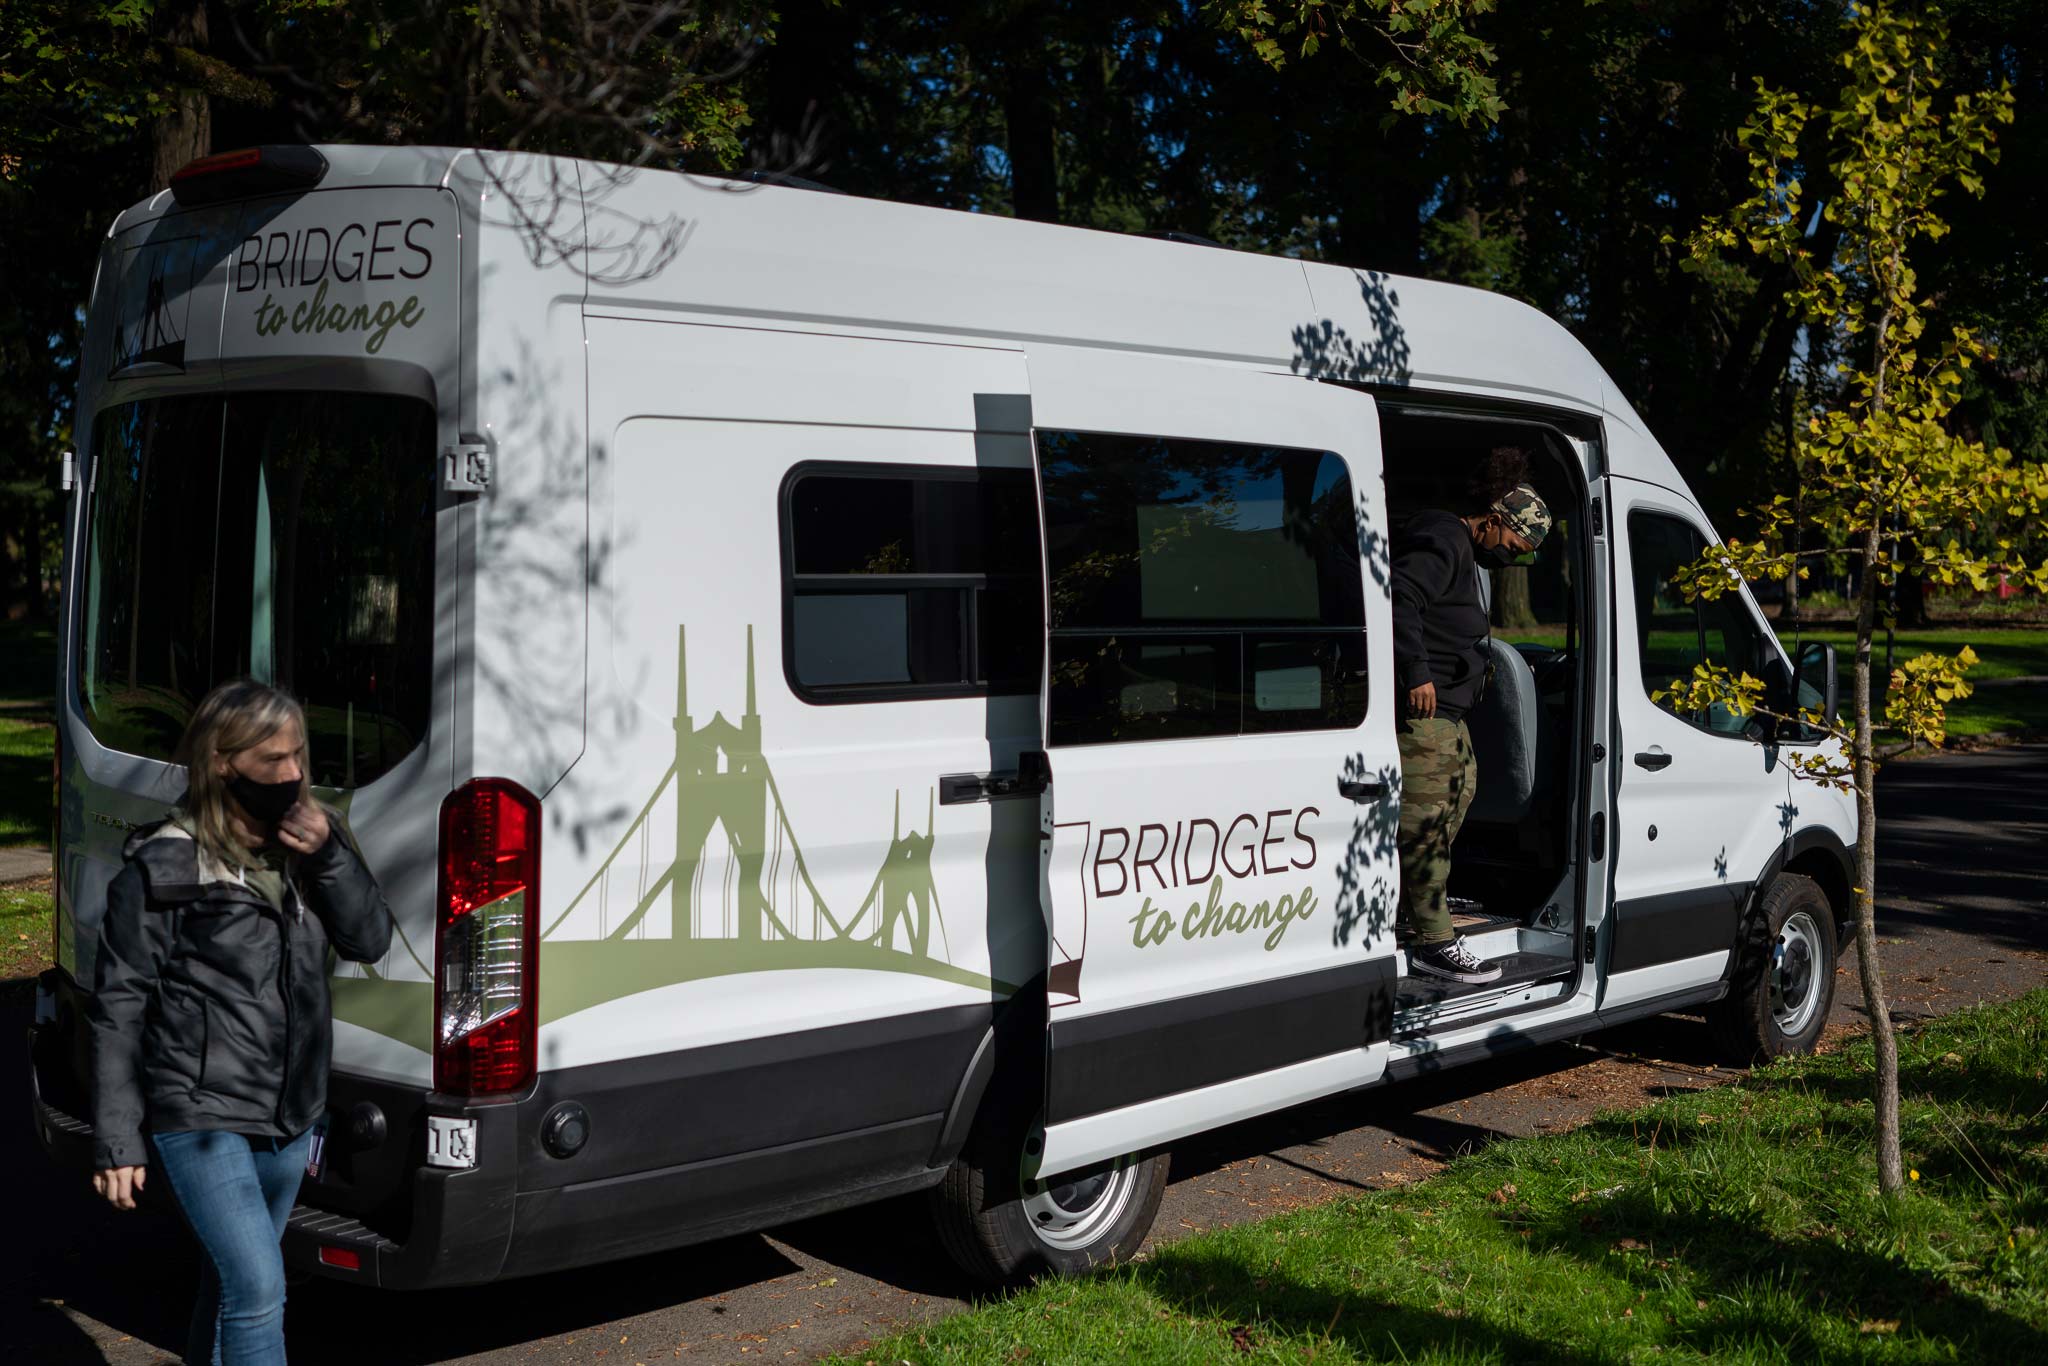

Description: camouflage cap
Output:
[1491,484,1552,548]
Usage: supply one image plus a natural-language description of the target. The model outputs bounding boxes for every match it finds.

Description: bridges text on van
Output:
[1092,811,1321,953]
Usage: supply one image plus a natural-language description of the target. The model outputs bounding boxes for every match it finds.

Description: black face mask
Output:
[1475,539,1522,571]
[227,773,301,825]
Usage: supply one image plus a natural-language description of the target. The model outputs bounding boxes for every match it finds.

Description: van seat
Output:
[1465,638,1550,825]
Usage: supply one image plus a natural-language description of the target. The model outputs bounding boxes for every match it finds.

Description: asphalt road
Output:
[10,744,2047,1365]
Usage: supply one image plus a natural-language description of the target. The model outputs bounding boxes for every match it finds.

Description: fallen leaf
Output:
[1487,1182,1518,1204]
[1860,1319,1900,1335]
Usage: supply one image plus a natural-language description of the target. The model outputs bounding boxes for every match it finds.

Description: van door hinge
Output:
[1582,926,1597,963]
[59,450,77,492]
[442,439,491,494]
[1590,496,1605,537]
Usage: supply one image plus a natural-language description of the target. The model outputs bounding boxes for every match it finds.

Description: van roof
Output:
[115,144,1684,489]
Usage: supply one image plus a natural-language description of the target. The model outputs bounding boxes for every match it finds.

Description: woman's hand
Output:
[276,800,330,854]
[93,1165,146,1210]
[1407,680,1438,718]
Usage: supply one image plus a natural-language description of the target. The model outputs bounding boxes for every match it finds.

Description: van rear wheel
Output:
[1707,872,1837,1063]
[929,1130,1168,1284]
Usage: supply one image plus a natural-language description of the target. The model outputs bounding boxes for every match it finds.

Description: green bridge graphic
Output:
[331,625,1000,1049]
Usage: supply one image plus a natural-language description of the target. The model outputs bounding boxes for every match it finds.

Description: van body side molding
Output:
[1607,883,1751,975]
[1045,958,1396,1126]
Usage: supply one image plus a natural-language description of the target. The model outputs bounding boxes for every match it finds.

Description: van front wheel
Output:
[1707,872,1837,1063]
[928,1133,1168,1284]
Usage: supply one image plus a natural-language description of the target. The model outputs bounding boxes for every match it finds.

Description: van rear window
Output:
[79,392,435,787]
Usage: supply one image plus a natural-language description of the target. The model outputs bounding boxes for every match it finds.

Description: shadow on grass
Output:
[1522,1198,2048,1359]
[1136,1236,1624,1366]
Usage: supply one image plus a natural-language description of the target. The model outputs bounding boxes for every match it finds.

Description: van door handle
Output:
[1338,777,1388,802]
[940,751,1051,805]
[1633,751,1673,772]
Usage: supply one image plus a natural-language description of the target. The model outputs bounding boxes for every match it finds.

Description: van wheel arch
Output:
[1707,871,1837,1063]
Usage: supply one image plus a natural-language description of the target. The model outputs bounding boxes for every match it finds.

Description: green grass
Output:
[0,619,57,849]
[1500,625,2048,738]
[1,882,53,981]
[0,717,54,848]
[837,992,2048,1364]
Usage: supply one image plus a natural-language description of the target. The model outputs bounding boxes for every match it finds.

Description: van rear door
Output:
[1024,347,1400,1178]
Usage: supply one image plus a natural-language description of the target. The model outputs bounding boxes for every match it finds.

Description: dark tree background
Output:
[4,0,2041,621]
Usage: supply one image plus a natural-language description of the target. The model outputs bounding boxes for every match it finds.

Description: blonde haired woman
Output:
[89,679,390,1365]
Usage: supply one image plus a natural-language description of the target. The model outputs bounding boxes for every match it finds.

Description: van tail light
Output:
[317,1246,362,1271]
[434,779,540,1097]
[167,145,328,205]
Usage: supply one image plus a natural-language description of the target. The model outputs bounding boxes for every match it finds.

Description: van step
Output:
[286,1202,398,1251]
[1396,949,1574,1008]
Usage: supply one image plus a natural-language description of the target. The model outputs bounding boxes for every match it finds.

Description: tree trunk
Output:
[1491,566,1536,630]
[1000,12,1059,224]
[151,0,212,191]
[1852,519,1905,1195]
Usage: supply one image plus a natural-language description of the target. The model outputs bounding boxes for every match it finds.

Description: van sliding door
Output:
[1025,346,1402,1178]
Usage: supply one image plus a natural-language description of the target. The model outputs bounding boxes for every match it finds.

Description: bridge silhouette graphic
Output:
[535,626,1002,1022]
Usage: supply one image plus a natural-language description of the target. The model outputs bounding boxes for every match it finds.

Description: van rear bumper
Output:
[26,974,517,1290]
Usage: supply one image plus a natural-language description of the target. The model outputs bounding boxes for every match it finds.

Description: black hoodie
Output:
[1390,508,1490,721]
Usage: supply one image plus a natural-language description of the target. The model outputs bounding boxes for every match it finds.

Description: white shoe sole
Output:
[1409,958,1503,985]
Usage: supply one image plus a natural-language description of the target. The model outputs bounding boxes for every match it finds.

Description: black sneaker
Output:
[1409,935,1503,985]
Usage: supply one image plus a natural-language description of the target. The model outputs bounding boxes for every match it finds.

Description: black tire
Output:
[928,1130,1169,1285]
[1706,872,1837,1064]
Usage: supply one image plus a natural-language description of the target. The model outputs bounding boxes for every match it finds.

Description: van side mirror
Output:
[1795,641,1839,731]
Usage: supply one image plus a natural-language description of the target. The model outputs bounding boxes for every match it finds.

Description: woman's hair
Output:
[1463,444,1533,513]
[172,680,310,871]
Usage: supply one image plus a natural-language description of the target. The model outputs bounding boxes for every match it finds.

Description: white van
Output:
[30,145,1856,1286]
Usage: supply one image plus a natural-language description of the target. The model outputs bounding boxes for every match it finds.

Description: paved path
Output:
[0,847,50,882]
[9,746,2047,1365]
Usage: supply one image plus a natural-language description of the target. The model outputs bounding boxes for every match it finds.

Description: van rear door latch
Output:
[442,439,492,494]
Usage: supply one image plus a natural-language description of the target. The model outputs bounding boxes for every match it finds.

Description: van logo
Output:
[88,810,135,831]
[1088,813,1321,956]
[111,236,194,375]
[234,218,434,355]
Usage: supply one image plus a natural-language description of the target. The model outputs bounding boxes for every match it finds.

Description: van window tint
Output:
[1629,509,1775,737]
[80,393,437,786]
[782,466,1043,700]
[1038,430,1366,745]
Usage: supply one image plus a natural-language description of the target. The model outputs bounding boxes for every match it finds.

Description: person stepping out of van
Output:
[1391,448,1552,985]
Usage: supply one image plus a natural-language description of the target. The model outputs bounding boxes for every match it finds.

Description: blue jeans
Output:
[149,1127,313,1366]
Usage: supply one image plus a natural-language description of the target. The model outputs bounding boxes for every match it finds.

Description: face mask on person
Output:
[1474,521,1524,570]
[227,773,301,825]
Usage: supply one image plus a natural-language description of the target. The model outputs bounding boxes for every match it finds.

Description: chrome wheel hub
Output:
[1770,910,1823,1037]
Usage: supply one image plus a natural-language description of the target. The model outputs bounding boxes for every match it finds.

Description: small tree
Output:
[1664,1,2039,1195]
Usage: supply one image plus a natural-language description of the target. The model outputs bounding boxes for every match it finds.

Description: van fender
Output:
[1732,825,1855,970]
[929,981,1046,1171]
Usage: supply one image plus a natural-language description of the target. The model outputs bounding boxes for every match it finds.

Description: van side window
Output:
[781,465,1043,701]
[1629,509,1775,737]
[1037,430,1367,746]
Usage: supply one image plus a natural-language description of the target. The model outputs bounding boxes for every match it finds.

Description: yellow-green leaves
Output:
[1203,0,1507,127]
[1885,647,1979,747]
[1663,2,2039,776]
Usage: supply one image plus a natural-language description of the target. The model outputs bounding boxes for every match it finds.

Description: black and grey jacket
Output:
[1390,508,1491,721]
[88,814,392,1169]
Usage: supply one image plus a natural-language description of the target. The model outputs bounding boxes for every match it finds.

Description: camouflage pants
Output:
[1396,716,1477,946]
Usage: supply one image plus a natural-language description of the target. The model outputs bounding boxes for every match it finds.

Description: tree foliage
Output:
[1202,0,1506,125]
[1666,0,2037,1197]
